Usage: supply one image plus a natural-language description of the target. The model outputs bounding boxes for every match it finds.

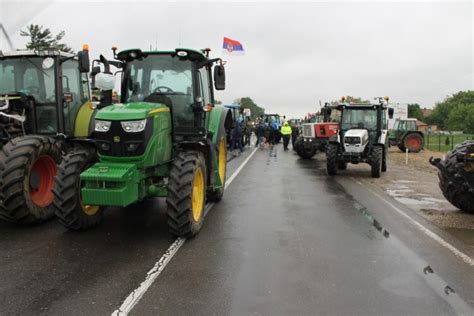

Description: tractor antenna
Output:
[0,23,14,50]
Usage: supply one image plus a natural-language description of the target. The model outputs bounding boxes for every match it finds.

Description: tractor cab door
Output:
[62,59,89,135]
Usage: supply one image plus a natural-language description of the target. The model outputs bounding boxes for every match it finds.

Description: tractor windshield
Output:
[0,57,56,103]
[393,120,400,130]
[0,56,60,134]
[341,108,377,130]
[123,55,194,126]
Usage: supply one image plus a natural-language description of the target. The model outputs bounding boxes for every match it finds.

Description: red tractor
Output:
[295,103,340,159]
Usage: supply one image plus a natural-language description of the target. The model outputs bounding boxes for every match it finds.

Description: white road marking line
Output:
[112,147,259,315]
[351,178,474,267]
[111,238,185,316]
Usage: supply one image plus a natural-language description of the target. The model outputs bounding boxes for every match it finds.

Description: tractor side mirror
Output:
[77,49,90,73]
[388,108,394,119]
[214,65,225,90]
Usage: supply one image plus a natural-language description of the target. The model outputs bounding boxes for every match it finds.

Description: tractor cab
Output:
[0,47,91,144]
[92,48,226,144]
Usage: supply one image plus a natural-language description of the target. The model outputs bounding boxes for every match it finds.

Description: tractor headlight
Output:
[121,119,147,133]
[94,120,111,132]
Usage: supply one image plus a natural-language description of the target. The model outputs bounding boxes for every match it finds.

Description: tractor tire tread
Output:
[53,148,104,230]
[0,136,59,224]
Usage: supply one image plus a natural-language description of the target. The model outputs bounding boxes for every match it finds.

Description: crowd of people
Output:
[229,115,301,154]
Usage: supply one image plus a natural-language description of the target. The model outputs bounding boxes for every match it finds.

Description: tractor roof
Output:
[117,48,209,63]
[225,104,241,109]
[337,102,387,109]
[0,50,75,58]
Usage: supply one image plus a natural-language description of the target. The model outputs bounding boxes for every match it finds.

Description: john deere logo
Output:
[113,136,121,143]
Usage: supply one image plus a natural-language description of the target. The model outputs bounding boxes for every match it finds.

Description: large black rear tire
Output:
[167,151,207,237]
[371,146,383,178]
[53,148,105,230]
[208,137,227,202]
[326,143,339,175]
[0,136,60,224]
[436,142,474,214]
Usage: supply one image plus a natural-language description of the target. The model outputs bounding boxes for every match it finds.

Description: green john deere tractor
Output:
[388,118,424,153]
[53,48,233,237]
[0,46,95,224]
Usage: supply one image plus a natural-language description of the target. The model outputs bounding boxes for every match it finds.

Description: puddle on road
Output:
[386,189,414,197]
[395,197,434,206]
[392,180,417,184]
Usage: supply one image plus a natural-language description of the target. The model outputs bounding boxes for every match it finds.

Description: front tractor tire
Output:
[297,145,317,160]
[371,146,383,178]
[0,136,60,224]
[167,151,208,237]
[326,143,339,176]
[53,149,104,230]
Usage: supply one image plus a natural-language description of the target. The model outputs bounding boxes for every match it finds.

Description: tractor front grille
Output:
[302,124,314,137]
[344,136,361,145]
[93,118,153,157]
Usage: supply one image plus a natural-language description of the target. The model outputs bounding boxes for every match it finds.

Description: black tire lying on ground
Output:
[0,136,60,224]
[53,148,105,230]
[433,141,474,214]
[167,151,207,237]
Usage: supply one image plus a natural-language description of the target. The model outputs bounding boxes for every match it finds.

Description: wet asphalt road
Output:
[1,144,473,315]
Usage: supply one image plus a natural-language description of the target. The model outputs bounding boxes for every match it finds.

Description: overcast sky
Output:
[1,0,473,118]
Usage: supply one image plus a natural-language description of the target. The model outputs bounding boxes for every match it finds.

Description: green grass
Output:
[424,134,474,152]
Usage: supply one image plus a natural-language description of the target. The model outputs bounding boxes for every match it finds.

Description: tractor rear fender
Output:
[378,130,388,145]
[208,106,233,145]
[206,106,232,188]
[74,102,99,137]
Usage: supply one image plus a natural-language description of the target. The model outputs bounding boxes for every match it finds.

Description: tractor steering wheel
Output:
[153,86,174,94]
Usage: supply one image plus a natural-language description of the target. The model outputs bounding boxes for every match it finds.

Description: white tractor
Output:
[326,97,394,178]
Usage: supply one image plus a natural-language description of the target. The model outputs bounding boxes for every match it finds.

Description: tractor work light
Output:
[176,50,188,57]
[121,119,147,133]
[95,120,112,132]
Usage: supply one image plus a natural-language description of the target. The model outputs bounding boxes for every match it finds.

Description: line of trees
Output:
[409,91,474,133]
[236,97,265,119]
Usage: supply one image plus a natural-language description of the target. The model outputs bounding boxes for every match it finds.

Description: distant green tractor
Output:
[53,48,233,237]
[388,118,424,153]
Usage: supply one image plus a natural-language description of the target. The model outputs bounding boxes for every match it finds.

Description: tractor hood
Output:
[345,129,369,140]
[95,102,169,121]
[343,129,369,153]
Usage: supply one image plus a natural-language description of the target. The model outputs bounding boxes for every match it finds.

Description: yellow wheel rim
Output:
[191,167,205,222]
[218,137,227,183]
[81,202,99,216]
